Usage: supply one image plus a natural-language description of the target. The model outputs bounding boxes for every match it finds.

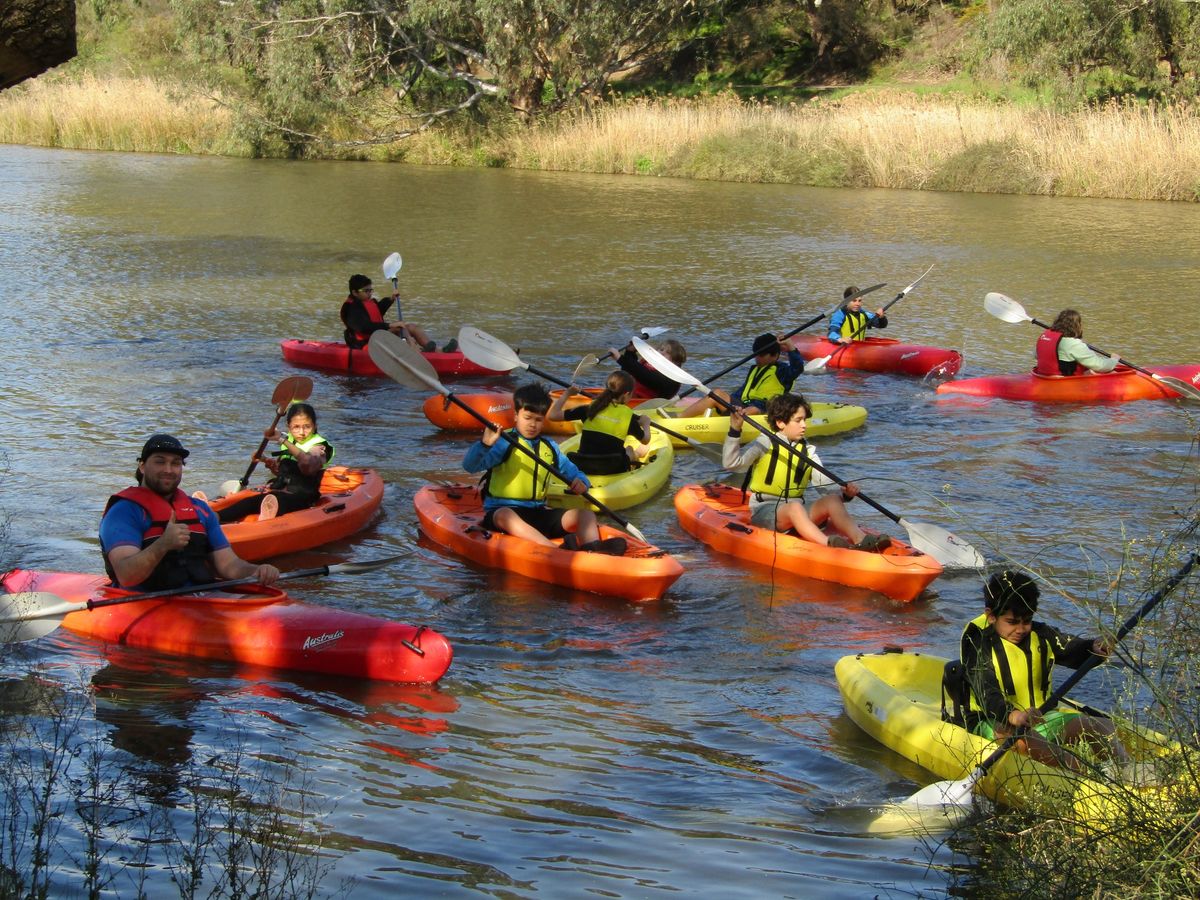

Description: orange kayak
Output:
[208,467,384,561]
[414,483,683,602]
[3,569,452,684]
[422,389,624,436]
[673,483,942,602]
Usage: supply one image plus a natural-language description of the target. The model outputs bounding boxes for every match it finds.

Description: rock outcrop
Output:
[0,0,77,90]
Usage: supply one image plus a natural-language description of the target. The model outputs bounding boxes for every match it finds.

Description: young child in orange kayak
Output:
[463,383,626,555]
[960,571,1130,772]
[216,402,334,523]
[547,371,652,475]
[722,393,889,551]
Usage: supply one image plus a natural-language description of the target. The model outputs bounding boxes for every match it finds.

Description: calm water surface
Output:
[0,145,1198,896]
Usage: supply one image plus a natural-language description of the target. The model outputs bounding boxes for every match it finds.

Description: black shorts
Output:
[481,505,569,538]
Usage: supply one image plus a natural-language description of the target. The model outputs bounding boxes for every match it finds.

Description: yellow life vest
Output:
[483,433,557,502]
[964,613,1054,714]
[839,309,871,341]
[746,438,812,499]
[582,403,634,440]
[739,364,788,406]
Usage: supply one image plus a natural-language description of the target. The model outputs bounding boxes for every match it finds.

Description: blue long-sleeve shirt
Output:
[827,308,886,342]
[462,432,590,510]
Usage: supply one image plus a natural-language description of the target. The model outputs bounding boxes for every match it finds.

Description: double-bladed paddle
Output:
[985,292,1200,402]
[368,331,648,543]
[870,552,1198,834]
[806,266,935,374]
[596,326,670,365]
[0,555,405,645]
[238,375,315,489]
[632,337,984,569]
[676,283,886,398]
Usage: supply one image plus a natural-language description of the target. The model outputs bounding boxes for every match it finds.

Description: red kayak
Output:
[791,334,963,377]
[281,339,507,378]
[3,569,452,684]
[935,364,1200,403]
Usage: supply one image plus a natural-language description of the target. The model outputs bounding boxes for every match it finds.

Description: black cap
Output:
[752,333,779,355]
[139,433,189,460]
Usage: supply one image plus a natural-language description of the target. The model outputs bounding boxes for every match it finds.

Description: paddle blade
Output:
[633,398,674,412]
[984,292,1032,324]
[457,326,523,373]
[326,555,406,575]
[382,252,403,280]
[271,375,313,410]
[572,354,600,381]
[804,353,835,374]
[900,518,986,570]
[636,326,669,340]
[632,337,705,391]
[0,592,87,643]
[868,776,982,836]
[368,331,443,392]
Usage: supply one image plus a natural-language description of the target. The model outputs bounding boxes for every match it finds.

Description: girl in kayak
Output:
[722,393,889,551]
[547,371,652,476]
[1034,309,1119,375]
[217,403,334,523]
[960,571,1131,771]
[464,383,626,555]
[828,285,888,344]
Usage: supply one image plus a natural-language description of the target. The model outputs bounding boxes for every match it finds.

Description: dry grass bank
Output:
[0,73,245,156]
[3,75,1198,202]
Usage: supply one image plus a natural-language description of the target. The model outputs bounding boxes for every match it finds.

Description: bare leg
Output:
[562,508,601,545]
[678,388,731,418]
[809,494,866,545]
[1063,714,1131,764]
[491,507,557,546]
[775,500,834,545]
[405,323,434,349]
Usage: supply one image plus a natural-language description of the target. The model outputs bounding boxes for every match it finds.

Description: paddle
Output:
[985,292,1200,402]
[238,375,315,489]
[456,326,575,385]
[631,399,724,464]
[0,555,405,646]
[383,251,403,319]
[598,326,670,364]
[807,265,935,374]
[632,337,984,569]
[677,283,887,398]
[367,331,648,543]
[872,552,1199,833]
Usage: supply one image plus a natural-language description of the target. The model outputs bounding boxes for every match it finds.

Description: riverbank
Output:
[2,73,1198,202]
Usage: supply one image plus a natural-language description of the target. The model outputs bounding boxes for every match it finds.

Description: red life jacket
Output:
[101,487,213,589]
[341,295,386,349]
[1035,329,1075,376]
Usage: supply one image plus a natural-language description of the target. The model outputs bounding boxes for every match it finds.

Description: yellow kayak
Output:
[546,426,674,512]
[645,400,866,446]
[835,649,1179,828]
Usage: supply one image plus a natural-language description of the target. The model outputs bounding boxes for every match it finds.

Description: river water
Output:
[0,144,1198,897]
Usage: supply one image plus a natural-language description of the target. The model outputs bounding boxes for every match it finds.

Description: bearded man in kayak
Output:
[828,285,888,345]
[99,434,279,591]
[1034,309,1119,376]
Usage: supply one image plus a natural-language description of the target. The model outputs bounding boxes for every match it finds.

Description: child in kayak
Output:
[340,273,455,353]
[547,371,652,475]
[827,285,888,344]
[722,393,889,551]
[682,332,805,417]
[463,383,626,555]
[610,338,688,400]
[960,571,1130,771]
[217,402,334,523]
[1034,309,1119,375]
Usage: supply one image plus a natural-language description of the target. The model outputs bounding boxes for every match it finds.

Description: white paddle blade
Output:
[572,354,600,380]
[901,518,986,570]
[631,337,706,390]
[456,326,524,372]
[984,291,1032,324]
[382,252,403,280]
[0,592,87,644]
[805,353,834,374]
[368,331,443,392]
[867,777,982,836]
[898,264,935,298]
[633,397,674,412]
[637,326,669,340]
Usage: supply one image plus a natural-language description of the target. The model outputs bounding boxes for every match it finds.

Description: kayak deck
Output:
[791,334,963,377]
[414,483,683,602]
[546,427,674,512]
[209,466,384,560]
[935,364,1200,403]
[3,569,452,684]
[646,401,867,446]
[281,338,505,378]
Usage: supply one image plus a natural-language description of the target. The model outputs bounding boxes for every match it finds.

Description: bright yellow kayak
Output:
[645,400,866,446]
[836,649,1179,829]
[546,426,673,512]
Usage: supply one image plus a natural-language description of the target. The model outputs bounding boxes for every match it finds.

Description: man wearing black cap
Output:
[99,434,279,591]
